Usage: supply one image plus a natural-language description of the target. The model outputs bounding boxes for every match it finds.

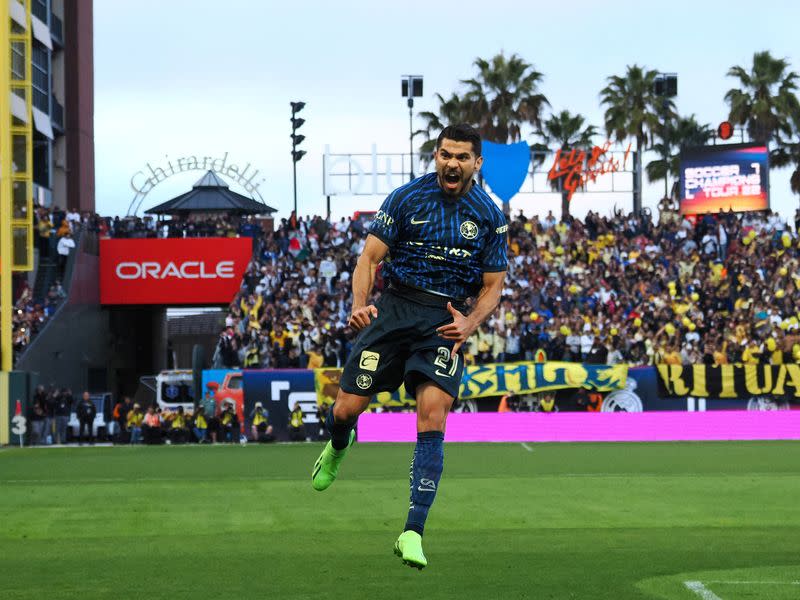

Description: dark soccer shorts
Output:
[339,285,466,399]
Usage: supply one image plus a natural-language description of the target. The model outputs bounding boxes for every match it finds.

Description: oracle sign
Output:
[100,238,251,305]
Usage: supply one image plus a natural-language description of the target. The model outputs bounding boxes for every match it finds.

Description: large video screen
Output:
[679,143,769,214]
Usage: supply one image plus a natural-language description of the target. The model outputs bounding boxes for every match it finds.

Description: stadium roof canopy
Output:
[145,171,276,216]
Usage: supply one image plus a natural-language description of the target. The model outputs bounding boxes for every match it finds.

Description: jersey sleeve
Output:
[368,189,404,247]
[479,209,508,272]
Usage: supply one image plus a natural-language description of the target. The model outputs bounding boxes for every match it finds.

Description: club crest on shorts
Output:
[356,373,373,390]
[460,220,478,239]
[359,350,380,372]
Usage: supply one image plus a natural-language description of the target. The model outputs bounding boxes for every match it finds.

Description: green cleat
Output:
[311,430,356,491]
[393,530,427,569]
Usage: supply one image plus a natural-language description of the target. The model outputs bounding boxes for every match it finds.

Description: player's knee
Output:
[418,406,448,431]
[333,395,365,423]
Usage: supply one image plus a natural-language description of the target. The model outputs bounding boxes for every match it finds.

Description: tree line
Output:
[415,51,800,217]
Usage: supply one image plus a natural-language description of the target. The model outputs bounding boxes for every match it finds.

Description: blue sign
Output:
[481,141,531,203]
[242,370,318,440]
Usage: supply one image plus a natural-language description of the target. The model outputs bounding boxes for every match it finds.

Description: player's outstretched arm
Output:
[437,270,506,354]
[349,234,389,330]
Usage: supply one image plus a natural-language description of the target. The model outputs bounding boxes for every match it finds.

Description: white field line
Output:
[704,581,800,585]
[521,443,534,452]
[684,581,724,600]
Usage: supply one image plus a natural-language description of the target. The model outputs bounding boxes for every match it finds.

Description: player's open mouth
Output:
[443,172,461,190]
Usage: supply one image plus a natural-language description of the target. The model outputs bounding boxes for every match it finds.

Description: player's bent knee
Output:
[418,409,448,432]
[333,391,370,422]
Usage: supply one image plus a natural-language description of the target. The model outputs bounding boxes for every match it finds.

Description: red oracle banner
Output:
[100,237,252,305]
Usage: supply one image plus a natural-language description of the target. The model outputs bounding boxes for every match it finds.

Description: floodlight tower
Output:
[401,75,423,181]
[290,101,306,216]
[654,73,678,201]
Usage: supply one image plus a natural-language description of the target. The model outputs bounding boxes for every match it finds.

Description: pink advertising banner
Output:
[357,411,800,443]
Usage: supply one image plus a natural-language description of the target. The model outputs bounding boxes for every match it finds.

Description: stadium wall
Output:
[196,366,799,443]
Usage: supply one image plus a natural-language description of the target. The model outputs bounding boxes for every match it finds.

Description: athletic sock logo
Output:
[417,478,436,492]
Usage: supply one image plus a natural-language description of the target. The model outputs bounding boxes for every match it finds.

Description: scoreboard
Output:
[679,143,769,215]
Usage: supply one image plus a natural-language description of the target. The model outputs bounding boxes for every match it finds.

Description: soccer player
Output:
[311,124,508,569]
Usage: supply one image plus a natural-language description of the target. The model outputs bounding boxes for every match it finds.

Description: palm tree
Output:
[645,115,714,199]
[460,52,549,144]
[788,142,800,197]
[725,51,800,150]
[414,92,472,167]
[535,110,597,218]
[600,65,669,213]
[415,52,549,213]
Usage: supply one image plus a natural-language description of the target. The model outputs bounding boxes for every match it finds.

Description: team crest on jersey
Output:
[356,374,373,390]
[460,221,478,239]
[359,350,380,372]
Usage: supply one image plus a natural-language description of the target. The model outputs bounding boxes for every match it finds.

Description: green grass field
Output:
[1,441,799,599]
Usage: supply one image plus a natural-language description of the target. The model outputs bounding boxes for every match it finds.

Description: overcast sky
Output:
[94,0,800,221]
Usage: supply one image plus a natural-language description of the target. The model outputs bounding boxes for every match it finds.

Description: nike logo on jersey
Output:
[410,217,430,225]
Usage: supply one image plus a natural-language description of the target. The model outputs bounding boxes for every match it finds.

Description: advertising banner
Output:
[314,361,627,409]
[242,370,318,440]
[357,411,800,443]
[679,143,769,214]
[200,369,244,431]
[100,237,252,304]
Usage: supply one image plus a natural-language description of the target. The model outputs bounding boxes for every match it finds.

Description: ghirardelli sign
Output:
[129,153,266,213]
[100,238,252,305]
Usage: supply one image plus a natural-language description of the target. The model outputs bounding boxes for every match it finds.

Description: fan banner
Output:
[657,364,800,398]
[314,361,627,409]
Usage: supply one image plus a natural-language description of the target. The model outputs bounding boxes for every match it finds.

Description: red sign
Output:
[548,140,632,203]
[718,121,733,140]
[100,238,252,305]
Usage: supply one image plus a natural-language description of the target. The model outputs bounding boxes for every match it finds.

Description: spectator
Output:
[219,401,238,442]
[56,232,75,274]
[250,402,274,442]
[53,388,72,444]
[76,391,96,445]
[142,406,161,444]
[36,210,53,260]
[288,401,306,442]
[29,393,46,445]
[168,406,189,444]
[127,403,144,444]
[192,405,208,443]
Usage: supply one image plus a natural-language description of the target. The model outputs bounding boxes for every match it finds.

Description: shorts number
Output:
[434,346,459,378]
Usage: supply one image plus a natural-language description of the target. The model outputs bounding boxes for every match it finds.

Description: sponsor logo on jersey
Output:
[359,350,380,372]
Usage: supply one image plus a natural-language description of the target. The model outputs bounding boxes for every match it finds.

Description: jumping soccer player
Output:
[311,124,508,569]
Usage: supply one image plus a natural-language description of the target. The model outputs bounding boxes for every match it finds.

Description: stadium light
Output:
[291,101,306,215]
[402,75,423,181]
[654,73,678,199]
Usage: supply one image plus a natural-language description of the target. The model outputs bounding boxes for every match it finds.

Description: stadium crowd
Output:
[20,202,800,371]
[214,205,800,369]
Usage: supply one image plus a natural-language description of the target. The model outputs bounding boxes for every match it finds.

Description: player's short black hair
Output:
[436,124,482,157]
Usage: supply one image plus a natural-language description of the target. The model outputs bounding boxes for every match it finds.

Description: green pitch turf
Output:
[1,441,799,599]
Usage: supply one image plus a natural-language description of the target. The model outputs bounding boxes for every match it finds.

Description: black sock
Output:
[325,405,356,451]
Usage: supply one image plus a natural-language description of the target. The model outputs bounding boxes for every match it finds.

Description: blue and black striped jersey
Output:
[369,172,508,299]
